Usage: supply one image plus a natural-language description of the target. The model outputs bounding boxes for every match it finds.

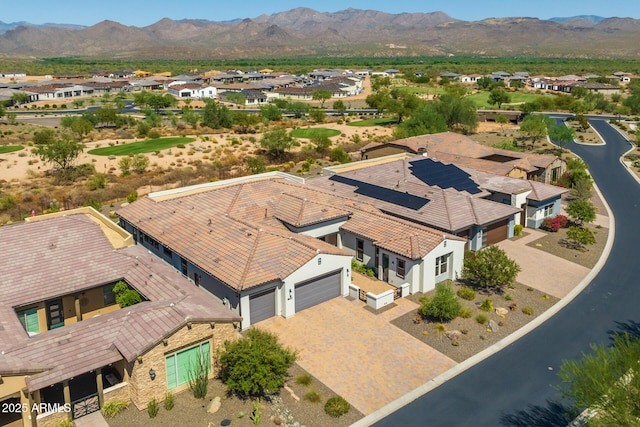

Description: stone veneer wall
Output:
[128,322,238,409]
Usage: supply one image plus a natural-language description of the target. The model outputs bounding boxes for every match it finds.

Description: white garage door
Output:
[295,270,342,312]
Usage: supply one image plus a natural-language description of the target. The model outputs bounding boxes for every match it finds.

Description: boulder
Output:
[495,307,509,316]
[207,396,221,414]
[445,330,462,340]
[488,320,499,332]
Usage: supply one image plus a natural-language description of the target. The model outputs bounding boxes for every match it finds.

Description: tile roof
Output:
[362,132,562,170]
[117,177,462,278]
[0,213,240,389]
[311,157,520,232]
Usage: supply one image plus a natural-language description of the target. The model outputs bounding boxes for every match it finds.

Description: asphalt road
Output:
[375,119,640,427]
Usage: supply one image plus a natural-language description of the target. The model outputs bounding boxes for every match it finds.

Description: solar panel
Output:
[328,175,429,210]
[409,158,482,195]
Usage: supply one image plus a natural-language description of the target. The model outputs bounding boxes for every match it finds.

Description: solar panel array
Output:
[329,174,429,210]
[409,158,482,195]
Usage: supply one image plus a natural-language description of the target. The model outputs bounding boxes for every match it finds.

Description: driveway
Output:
[496,229,592,298]
[256,297,456,415]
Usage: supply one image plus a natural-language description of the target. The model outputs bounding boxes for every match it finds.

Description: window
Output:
[17,308,40,336]
[481,226,488,248]
[163,246,173,257]
[356,239,364,261]
[543,204,554,217]
[165,341,211,390]
[194,272,201,286]
[148,237,159,249]
[103,284,116,305]
[396,259,405,279]
[435,254,449,276]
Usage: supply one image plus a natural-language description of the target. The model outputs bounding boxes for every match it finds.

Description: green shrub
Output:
[147,398,158,418]
[164,391,174,411]
[188,348,209,399]
[295,373,313,386]
[87,173,107,190]
[101,400,129,418]
[459,307,473,318]
[418,281,461,322]
[325,396,351,417]
[479,298,494,312]
[250,401,263,425]
[148,130,161,139]
[504,293,513,301]
[329,148,350,163]
[475,313,489,325]
[113,280,142,307]
[351,259,375,277]
[456,286,476,301]
[126,192,138,203]
[220,328,296,397]
[55,420,74,427]
[514,224,523,236]
[522,306,534,316]
[304,390,322,403]
[463,246,521,290]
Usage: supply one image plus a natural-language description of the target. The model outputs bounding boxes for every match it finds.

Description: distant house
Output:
[573,82,621,96]
[0,208,239,426]
[167,83,217,99]
[360,132,565,184]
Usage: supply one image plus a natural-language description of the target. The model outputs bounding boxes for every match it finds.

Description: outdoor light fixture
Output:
[288,289,293,300]
[149,369,156,381]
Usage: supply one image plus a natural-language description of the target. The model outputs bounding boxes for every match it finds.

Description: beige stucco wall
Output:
[128,322,238,409]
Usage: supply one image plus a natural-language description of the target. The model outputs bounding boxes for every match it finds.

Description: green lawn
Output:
[0,145,24,154]
[466,91,551,109]
[347,118,397,127]
[87,137,196,156]
[393,85,446,95]
[290,128,341,138]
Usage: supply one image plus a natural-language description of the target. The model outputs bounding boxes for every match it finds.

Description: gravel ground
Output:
[525,224,608,269]
[391,281,558,363]
[106,363,363,427]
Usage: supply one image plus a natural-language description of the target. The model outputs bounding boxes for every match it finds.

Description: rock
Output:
[207,396,221,414]
[488,320,499,332]
[445,330,462,340]
[495,307,509,316]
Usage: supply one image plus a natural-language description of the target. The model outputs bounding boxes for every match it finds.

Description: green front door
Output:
[46,299,65,329]
[18,308,40,335]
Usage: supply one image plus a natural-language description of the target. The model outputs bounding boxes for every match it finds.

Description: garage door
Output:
[249,288,276,324]
[295,270,341,312]
[486,219,509,246]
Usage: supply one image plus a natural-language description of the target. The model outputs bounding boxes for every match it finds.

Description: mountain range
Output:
[1,8,639,59]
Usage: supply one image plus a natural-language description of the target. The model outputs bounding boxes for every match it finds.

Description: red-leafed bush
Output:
[541,214,569,232]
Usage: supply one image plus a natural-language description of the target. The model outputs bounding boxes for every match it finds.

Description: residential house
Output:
[312,158,520,250]
[573,81,621,96]
[460,74,482,83]
[315,154,566,234]
[167,83,217,99]
[0,208,240,427]
[360,132,566,184]
[117,172,467,328]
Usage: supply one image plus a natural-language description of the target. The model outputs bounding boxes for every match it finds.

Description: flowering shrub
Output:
[541,214,569,232]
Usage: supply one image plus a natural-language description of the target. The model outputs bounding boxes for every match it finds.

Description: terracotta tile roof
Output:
[311,157,520,232]
[363,132,562,169]
[117,177,461,281]
[432,151,532,175]
[117,185,351,291]
[527,180,569,202]
[0,214,240,388]
[274,193,351,227]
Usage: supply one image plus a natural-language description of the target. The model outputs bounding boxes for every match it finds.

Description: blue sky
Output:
[3,0,640,26]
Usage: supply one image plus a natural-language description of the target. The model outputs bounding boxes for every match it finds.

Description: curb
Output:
[352,151,617,427]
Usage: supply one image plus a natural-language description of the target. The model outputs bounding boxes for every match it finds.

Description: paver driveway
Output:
[497,229,591,298]
[256,297,456,415]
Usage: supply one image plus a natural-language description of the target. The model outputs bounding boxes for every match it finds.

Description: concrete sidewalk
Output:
[497,229,591,298]
[73,411,109,427]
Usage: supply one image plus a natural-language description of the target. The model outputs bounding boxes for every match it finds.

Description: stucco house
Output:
[0,208,240,427]
[117,172,467,329]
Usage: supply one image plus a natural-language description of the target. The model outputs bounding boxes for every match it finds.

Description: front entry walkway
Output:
[256,297,456,415]
[73,410,109,427]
